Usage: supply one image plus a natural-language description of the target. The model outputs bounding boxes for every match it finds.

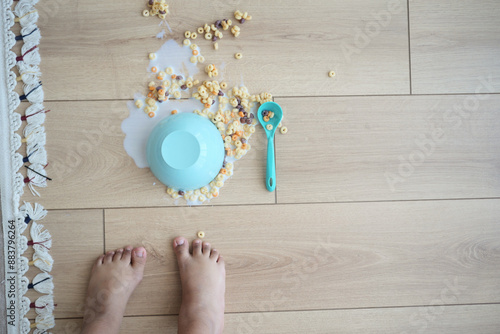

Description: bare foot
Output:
[173,237,226,334]
[81,246,147,334]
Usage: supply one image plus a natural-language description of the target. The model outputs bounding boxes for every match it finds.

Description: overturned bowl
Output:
[146,113,224,190]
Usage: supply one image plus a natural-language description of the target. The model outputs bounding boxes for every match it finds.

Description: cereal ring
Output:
[184,31,191,38]
[190,43,198,50]
[171,110,178,114]
[191,32,198,39]
[280,126,288,134]
[213,42,219,50]
[149,52,156,60]
[266,124,273,130]
[216,181,224,187]
[328,71,336,77]
[197,27,204,34]
[197,55,205,63]
[166,67,173,74]
[197,231,205,238]
[174,91,181,99]
[234,52,243,60]
[151,66,158,73]
[183,39,191,46]
[135,100,143,108]
[190,56,197,63]
[142,9,150,17]
[199,195,206,202]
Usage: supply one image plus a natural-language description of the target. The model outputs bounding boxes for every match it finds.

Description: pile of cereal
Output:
[133,9,288,203]
[142,0,169,19]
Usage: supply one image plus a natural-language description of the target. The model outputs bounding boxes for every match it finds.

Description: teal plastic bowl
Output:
[146,113,225,190]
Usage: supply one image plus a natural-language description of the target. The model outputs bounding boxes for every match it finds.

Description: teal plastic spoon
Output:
[257,102,284,192]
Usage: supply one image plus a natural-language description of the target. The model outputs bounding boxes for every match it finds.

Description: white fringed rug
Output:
[1,0,54,332]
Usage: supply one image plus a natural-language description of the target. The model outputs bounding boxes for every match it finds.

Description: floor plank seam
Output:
[40,92,500,104]
[407,0,413,95]
[49,302,500,321]
[43,196,500,212]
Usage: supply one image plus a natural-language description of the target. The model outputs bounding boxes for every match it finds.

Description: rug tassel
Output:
[30,295,56,316]
[25,163,49,197]
[23,146,47,165]
[28,272,53,294]
[22,102,48,125]
[29,251,53,272]
[15,26,40,45]
[30,314,55,330]
[17,63,42,86]
[20,81,44,103]
[14,0,40,17]
[14,10,39,27]
[16,44,40,66]
[20,201,48,224]
[29,221,52,252]
[22,123,45,144]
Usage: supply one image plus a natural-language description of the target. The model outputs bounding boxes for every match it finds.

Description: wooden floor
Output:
[20,0,500,332]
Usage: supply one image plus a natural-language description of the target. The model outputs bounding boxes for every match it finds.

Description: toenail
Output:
[175,239,185,246]
[194,240,201,245]
[135,250,144,258]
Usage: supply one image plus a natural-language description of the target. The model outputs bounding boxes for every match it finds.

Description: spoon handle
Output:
[266,135,276,192]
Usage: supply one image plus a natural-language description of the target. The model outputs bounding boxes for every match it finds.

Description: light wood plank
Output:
[274,95,500,204]
[104,199,500,317]
[53,304,500,333]
[410,0,500,94]
[37,0,409,100]
[21,101,274,209]
[23,210,103,319]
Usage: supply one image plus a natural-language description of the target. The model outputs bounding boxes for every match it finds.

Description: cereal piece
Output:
[191,32,198,39]
[158,14,166,19]
[328,70,336,77]
[263,115,270,122]
[280,126,288,134]
[235,52,243,60]
[166,67,173,75]
[151,66,158,73]
[190,56,197,63]
[197,55,205,63]
[183,39,191,46]
[216,180,223,187]
[174,91,181,99]
[197,27,204,34]
[166,187,174,195]
[249,126,256,133]
[142,9,150,17]
[190,43,198,50]
[184,31,191,38]
[192,50,199,56]
[194,189,201,195]
[171,109,178,114]
[199,195,206,202]
[135,100,143,108]
[148,111,155,118]
[197,231,205,238]
[201,186,209,194]
[266,124,273,131]
[149,52,156,60]
[220,82,227,89]
[205,32,213,40]
[172,192,179,199]
[213,42,218,50]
